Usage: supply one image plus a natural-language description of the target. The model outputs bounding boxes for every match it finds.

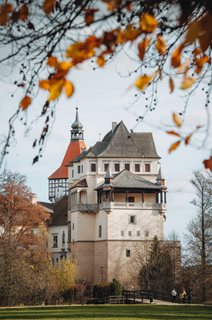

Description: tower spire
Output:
[71,107,84,141]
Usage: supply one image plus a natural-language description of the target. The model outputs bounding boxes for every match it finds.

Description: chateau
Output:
[48,109,169,286]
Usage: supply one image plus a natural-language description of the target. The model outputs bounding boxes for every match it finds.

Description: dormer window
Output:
[135,163,140,172]
[91,163,96,172]
[104,163,109,172]
[114,163,120,172]
[145,163,151,172]
[125,163,130,171]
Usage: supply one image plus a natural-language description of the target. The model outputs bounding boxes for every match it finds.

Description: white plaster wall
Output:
[48,225,69,253]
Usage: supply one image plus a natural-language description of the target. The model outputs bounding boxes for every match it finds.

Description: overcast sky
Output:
[0,50,211,241]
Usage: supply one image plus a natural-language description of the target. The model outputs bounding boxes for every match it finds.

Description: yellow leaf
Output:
[168,140,181,153]
[39,79,50,90]
[156,35,166,55]
[172,112,182,127]
[20,95,31,110]
[135,73,155,91]
[140,13,157,33]
[58,61,73,71]
[47,56,58,68]
[96,56,105,67]
[43,0,55,15]
[138,37,151,60]
[180,77,196,90]
[48,79,64,101]
[64,80,74,98]
[171,43,184,68]
[169,77,174,93]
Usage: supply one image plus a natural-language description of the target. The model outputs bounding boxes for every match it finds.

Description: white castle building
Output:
[67,119,167,286]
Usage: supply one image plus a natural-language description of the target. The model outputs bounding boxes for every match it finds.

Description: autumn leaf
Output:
[43,0,55,15]
[0,3,13,25]
[198,12,212,52]
[185,134,192,145]
[58,61,73,71]
[20,95,31,110]
[172,112,182,127]
[168,140,181,153]
[135,73,155,91]
[19,4,28,21]
[96,56,105,67]
[195,55,210,74]
[169,77,174,93]
[166,131,180,137]
[48,79,64,101]
[185,21,200,44]
[63,80,74,98]
[118,25,141,44]
[180,77,196,90]
[140,13,157,33]
[85,8,98,26]
[47,56,58,68]
[203,156,212,171]
[138,37,151,60]
[39,80,50,90]
[171,43,185,68]
[156,35,166,55]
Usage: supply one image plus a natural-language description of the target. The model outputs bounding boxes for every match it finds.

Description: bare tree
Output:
[184,170,212,302]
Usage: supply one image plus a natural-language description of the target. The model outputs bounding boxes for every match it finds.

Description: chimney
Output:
[112,122,117,132]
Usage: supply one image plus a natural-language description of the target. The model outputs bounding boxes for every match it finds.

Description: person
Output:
[181,289,187,303]
[171,288,177,303]
[187,288,192,304]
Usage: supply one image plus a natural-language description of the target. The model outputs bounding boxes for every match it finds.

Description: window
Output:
[125,163,130,171]
[114,163,120,172]
[145,230,149,237]
[72,170,74,177]
[72,223,74,230]
[91,163,96,172]
[137,231,141,237]
[128,231,132,236]
[78,165,80,174]
[99,225,102,238]
[126,249,131,257]
[121,231,124,236]
[128,196,135,203]
[129,215,136,224]
[104,163,109,172]
[135,163,140,172]
[145,163,151,172]
[81,165,83,173]
[52,234,58,248]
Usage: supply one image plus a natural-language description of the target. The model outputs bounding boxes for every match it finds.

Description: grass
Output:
[0,304,212,320]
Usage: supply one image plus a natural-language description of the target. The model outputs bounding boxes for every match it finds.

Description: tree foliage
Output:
[184,170,212,302]
[0,0,211,167]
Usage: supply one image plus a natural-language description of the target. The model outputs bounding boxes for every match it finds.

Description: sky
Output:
[0,50,211,241]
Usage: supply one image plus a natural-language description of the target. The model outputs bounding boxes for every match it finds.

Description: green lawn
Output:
[0,305,212,320]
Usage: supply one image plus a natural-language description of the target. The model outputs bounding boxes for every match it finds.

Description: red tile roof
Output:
[48,140,86,179]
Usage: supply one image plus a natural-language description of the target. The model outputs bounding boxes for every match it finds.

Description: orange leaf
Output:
[39,79,50,90]
[168,140,181,154]
[58,61,73,71]
[85,8,98,26]
[185,134,192,145]
[185,21,200,44]
[140,13,157,33]
[166,131,180,137]
[96,56,105,67]
[138,37,151,60]
[0,3,13,25]
[180,77,196,90]
[156,35,166,55]
[203,156,212,171]
[195,55,210,74]
[169,77,174,93]
[43,0,55,15]
[47,56,58,68]
[172,112,182,127]
[63,80,74,98]
[20,95,31,110]
[19,4,28,21]
[171,43,185,68]
[135,73,155,91]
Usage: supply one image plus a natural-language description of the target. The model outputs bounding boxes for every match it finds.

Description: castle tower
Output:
[48,108,86,202]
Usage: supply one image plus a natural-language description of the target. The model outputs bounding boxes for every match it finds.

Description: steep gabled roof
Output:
[48,196,68,226]
[48,140,86,179]
[96,169,161,190]
[86,121,160,159]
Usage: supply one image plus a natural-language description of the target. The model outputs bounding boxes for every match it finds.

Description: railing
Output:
[70,202,166,212]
